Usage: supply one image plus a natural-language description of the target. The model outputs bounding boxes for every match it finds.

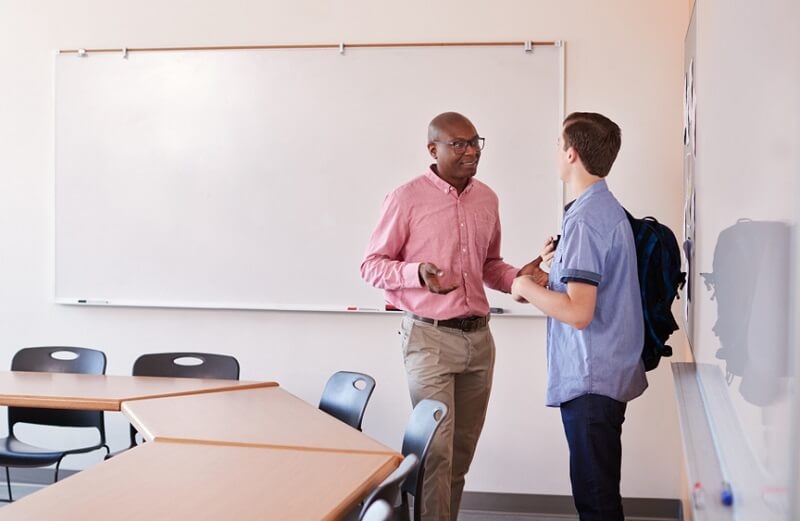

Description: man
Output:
[511,112,647,521]
[361,112,545,521]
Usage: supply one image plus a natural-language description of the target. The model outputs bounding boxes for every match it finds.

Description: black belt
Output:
[406,313,489,332]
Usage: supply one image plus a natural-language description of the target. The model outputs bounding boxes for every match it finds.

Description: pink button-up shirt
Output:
[360,168,519,320]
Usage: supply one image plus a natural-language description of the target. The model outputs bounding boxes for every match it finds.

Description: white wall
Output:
[0,0,689,499]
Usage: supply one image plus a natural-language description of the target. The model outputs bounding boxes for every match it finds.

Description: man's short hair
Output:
[562,112,621,178]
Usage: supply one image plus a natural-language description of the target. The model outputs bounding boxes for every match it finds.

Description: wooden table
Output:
[0,370,277,410]
[0,371,400,520]
[123,386,396,454]
[0,440,397,521]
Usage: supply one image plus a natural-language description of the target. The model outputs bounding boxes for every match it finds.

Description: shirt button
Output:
[460,223,464,227]
[462,248,466,253]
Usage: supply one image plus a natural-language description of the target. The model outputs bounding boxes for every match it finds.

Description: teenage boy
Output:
[511,112,647,521]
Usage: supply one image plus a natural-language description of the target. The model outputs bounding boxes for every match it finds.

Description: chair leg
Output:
[4,466,12,502]
[399,493,411,521]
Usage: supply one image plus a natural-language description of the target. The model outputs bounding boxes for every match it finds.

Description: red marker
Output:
[692,481,706,509]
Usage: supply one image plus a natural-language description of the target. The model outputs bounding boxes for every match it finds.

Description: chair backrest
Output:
[359,454,418,520]
[132,352,240,380]
[9,347,107,437]
[400,398,448,520]
[360,499,394,521]
[129,352,239,447]
[318,371,376,431]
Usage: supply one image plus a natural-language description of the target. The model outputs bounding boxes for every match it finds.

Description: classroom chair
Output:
[318,371,376,431]
[358,454,419,520]
[361,499,394,521]
[399,399,449,521]
[0,346,110,502]
[351,399,448,521]
[110,352,240,456]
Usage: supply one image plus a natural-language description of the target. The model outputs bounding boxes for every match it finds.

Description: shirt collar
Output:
[425,165,473,194]
[565,179,608,216]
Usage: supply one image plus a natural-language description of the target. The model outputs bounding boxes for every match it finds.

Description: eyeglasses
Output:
[434,137,485,153]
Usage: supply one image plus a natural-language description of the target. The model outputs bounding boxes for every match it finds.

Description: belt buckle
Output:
[463,317,479,332]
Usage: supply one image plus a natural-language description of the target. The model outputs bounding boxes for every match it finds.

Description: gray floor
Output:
[3,483,673,521]
[0,482,40,504]
[460,512,577,521]
[460,513,674,521]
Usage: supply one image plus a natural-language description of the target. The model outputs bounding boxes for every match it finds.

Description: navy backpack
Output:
[624,210,686,371]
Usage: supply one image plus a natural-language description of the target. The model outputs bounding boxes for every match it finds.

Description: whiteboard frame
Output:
[52,40,566,316]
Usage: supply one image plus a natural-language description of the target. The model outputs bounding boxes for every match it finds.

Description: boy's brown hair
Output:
[562,112,621,178]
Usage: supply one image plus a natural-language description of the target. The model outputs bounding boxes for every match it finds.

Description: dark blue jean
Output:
[560,393,627,521]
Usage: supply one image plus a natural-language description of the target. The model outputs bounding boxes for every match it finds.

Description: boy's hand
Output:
[539,236,558,272]
[542,235,557,260]
[511,275,532,302]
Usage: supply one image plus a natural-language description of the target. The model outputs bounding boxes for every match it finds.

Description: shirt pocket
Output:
[549,250,567,292]
[472,210,497,255]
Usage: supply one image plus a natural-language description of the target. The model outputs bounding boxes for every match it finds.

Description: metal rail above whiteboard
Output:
[59,40,561,55]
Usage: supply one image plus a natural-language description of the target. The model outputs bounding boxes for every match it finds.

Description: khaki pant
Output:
[399,314,495,521]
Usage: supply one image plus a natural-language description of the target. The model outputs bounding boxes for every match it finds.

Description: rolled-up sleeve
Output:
[560,221,604,286]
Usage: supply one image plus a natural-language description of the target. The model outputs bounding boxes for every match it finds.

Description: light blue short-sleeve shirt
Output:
[546,180,647,406]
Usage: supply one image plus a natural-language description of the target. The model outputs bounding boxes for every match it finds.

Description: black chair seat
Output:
[0,435,66,466]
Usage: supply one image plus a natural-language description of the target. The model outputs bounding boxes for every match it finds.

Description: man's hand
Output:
[518,256,549,287]
[419,263,459,294]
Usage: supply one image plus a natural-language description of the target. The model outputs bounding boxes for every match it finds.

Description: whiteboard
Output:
[678,0,800,519]
[55,44,563,313]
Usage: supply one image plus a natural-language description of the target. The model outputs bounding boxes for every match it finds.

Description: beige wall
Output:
[0,1,689,498]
